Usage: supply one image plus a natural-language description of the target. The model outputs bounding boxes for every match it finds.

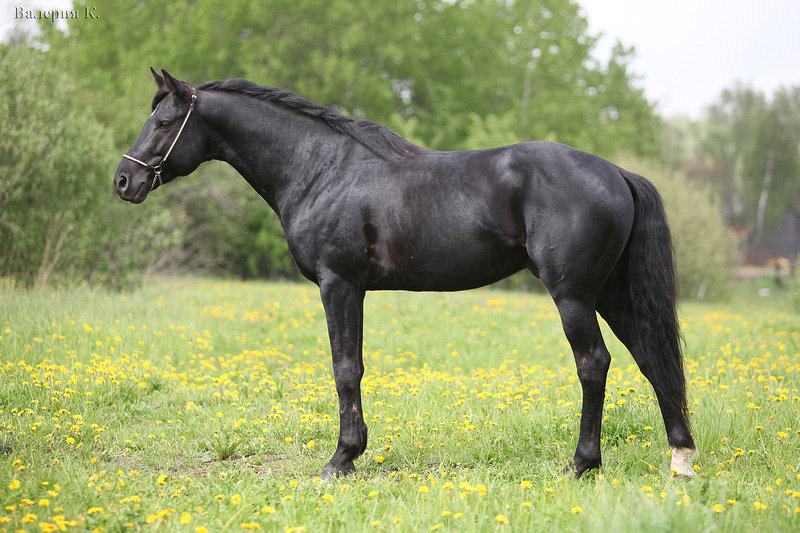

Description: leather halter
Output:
[122,92,197,190]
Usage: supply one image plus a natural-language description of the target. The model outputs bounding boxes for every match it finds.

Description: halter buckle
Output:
[151,165,163,190]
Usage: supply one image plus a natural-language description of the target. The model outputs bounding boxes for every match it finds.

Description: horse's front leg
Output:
[318,272,367,479]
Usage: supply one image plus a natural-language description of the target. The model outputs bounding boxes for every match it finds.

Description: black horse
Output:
[114,69,698,479]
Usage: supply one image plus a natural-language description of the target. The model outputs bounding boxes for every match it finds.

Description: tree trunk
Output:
[754,150,775,245]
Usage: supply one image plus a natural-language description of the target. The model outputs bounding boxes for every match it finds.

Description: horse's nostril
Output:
[117,174,128,192]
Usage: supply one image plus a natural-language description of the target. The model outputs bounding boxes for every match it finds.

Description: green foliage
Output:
[463,112,527,150]
[0,44,185,288]
[166,163,297,279]
[617,158,739,301]
[43,0,660,155]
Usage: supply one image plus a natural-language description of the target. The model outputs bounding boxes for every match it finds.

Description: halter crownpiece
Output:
[122,92,197,191]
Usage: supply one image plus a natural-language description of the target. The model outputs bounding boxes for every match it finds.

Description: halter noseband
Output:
[122,92,197,191]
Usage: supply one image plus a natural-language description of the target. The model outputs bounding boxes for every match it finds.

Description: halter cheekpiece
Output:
[122,92,197,190]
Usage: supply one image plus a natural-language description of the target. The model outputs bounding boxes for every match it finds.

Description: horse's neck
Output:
[201,91,350,219]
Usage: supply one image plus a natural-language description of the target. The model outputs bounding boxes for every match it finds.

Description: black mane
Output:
[196,78,421,160]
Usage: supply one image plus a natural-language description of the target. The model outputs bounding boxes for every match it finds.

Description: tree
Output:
[704,84,800,246]
[0,44,185,288]
[41,0,658,152]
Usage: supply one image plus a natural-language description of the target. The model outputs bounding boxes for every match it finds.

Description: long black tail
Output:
[619,170,691,435]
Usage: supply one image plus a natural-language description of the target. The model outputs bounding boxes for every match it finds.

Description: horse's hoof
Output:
[670,447,699,478]
[564,456,601,479]
[320,460,355,480]
[0,446,12,454]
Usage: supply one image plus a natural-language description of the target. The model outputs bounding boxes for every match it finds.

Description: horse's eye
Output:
[157,120,172,129]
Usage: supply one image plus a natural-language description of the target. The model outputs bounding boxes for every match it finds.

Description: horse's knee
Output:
[333,358,363,390]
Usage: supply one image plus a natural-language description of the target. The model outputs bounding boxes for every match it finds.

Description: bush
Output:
[617,157,739,301]
[0,44,185,288]
[165,162,298,280]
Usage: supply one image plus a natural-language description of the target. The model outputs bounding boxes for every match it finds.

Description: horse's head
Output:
[114,68,206,203]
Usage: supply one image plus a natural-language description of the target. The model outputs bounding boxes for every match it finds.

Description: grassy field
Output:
[1,277,798,532]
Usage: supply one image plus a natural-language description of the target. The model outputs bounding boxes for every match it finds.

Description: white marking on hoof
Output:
[670,447,699,477]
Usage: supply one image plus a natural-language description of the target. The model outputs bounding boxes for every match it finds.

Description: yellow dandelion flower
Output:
[374,455,385,463]
[262,505,276,514]
[8,479,20,490]
[231,494,242,505]
[195,528,209,533]
[495,514,510,525]
[241,523,261,530]
[180,513,192,524]
[713,504,724,513]
[570,506,582,514]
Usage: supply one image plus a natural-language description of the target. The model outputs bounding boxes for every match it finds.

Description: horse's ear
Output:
[161,69,193,101]
[150,66,165,89]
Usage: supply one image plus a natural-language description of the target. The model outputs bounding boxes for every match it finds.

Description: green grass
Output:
[1,277,799,532]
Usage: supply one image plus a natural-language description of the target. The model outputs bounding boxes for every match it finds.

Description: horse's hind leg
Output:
[551,292,612,477]
[528,230,624,476]
[596,272,697,476]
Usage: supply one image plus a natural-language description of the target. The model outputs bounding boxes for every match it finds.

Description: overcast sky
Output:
[579,0,800,117]
[3,0,799,118]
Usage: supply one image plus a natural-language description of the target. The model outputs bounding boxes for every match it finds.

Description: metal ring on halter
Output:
[122,92,196,191]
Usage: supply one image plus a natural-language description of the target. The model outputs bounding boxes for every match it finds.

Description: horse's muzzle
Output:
[113,166,149,203]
